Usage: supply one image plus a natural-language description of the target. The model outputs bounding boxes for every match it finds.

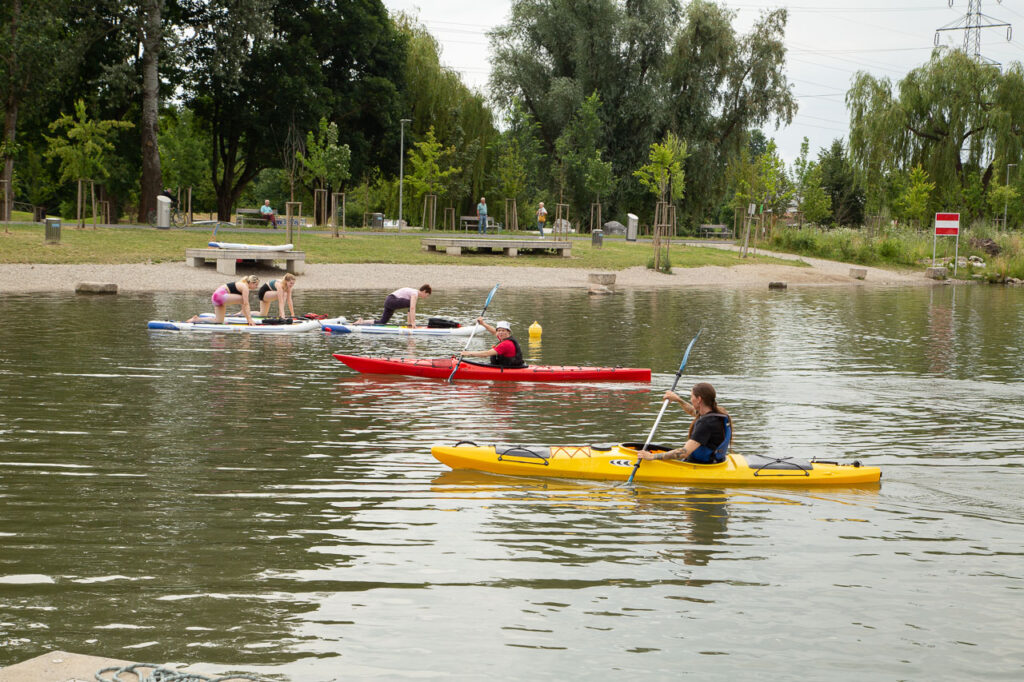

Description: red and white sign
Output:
[934,212,960,235]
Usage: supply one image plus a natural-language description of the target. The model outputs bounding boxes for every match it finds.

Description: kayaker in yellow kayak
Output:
[637,382,732,464]
[460,319,525,368]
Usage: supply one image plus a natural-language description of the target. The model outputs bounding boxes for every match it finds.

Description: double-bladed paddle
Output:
[447,283,500,383]
[624,328,704,485]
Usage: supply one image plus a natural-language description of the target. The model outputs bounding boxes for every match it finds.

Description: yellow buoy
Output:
[529,321,542,339]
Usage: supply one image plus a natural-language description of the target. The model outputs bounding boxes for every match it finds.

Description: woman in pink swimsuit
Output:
[189,275,260,324]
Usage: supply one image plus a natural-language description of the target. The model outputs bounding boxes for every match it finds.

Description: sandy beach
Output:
[0,246,933,293]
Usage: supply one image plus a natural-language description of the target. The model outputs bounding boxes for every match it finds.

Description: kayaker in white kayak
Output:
[357,284,432,326]
[258,273,297,318]
[637,382,731,464]
[187,275,260,325]
[461,319,525,368]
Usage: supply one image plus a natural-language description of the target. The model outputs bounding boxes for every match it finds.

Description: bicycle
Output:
[147,206,187,228]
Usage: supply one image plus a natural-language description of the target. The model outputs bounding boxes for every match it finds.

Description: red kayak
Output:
[333,354,651,382]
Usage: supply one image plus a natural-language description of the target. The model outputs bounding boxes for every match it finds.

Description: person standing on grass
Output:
[535,202,547,238]
[477,197,488,234]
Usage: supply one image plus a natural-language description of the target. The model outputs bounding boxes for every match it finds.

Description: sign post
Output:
[932,212,961,276]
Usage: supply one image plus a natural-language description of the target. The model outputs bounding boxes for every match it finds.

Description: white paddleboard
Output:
[208,241,294,251]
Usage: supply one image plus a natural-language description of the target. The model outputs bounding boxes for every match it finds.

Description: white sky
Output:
[382,1,1024,164]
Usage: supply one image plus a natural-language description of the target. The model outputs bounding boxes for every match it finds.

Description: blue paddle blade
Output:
[676,328,703,373]
[484,283,500,307]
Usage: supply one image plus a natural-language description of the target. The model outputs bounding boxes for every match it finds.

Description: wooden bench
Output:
[235,208,308,227]
[421,237,570,258]
[699,224,734,239]
[185,247,306,275]
[459,215,501,232]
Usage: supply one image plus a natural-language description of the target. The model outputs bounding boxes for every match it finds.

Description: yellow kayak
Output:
[431,441,881,486]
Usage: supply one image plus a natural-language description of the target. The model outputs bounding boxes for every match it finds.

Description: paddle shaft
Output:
[447,283,500,383]
[625,328,703,485]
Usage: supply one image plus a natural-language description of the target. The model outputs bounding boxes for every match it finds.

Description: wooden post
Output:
[555,203,570,237]
[187,187,193,225]
[98,200,110,225]
[313,188,328,227]
[0,179,7,231]
[653,201,674,271]
[504,198,518,233]
[443,206,455,231]
[286,201,302,247]
[422,194,438,231]
[589,202,602,234]
[331,192,345,237]
[90,180,98,229]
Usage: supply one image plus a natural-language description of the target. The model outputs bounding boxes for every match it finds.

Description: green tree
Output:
[296,118,352,196]
[158,107,214,210]
[552,92,606,215]
[44,100,134,225]
[792,138,831,225]
[848,48,1024,214]
[988,181,1020,228]
[818,140,864,227]
[0,0,72,219]
[634,131,688,205]
[666,0,796,227]
[406,126,460,227]
[894,164,935,228]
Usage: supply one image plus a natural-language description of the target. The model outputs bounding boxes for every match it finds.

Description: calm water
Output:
[1,285,1023,680]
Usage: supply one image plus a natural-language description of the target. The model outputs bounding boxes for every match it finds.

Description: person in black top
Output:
[637,382,731,464]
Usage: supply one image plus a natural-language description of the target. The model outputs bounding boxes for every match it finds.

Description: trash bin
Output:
[591,229,603,248]
[156,195,171,229]
[626,213,638,241]
[45,218,61,244]
[371,212,384,228]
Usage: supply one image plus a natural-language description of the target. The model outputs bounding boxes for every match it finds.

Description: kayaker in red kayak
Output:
[357,284,432,326]
[460,319,525,368]
[637,382,732,464]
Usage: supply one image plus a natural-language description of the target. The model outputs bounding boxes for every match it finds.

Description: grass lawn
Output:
[0,222,805,270]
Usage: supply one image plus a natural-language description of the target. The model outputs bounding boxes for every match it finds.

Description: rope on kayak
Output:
[95,662,273,682]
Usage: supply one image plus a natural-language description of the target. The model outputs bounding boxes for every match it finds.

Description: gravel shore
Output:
[0,246,932,293]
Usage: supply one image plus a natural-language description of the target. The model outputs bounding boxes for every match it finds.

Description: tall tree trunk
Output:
[1,0,22,222]
[2,99,16,222]
[138,0,162,223]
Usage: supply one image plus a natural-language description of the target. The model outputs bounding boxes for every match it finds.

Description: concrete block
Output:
[925,267,948,280]
[849,267,867,280]
[75,282,117,294]
[587,272,616,286]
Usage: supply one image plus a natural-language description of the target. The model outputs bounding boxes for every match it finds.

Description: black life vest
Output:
[490,336,525,368]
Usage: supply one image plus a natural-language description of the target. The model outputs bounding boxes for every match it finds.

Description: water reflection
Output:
[1,288,1023,679]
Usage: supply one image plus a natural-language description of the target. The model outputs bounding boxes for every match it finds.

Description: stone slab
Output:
[75,282,118,294]
[849,268,867,280]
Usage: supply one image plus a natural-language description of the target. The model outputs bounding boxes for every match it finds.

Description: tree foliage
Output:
[44,99,133,183]
[296,117,351,195]
[634,131,688,204]
[848,48,1024,213]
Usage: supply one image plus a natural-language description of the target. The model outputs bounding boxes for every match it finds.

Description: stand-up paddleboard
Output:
[148,318,322,333]
[208,241,294,250]
[321,321,482,337]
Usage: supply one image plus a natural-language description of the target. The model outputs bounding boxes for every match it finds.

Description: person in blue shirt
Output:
[476,197,487,234]
[260,199,277,228]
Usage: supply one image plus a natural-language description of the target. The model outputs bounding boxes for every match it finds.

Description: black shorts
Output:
[258,283,276,301]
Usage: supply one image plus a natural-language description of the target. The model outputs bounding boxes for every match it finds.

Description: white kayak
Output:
[148,318,324,333]
[321,321,483,336]
[208,241,294,251]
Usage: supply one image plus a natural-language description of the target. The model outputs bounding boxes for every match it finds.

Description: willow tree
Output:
[665,0,796,227]
[848,48,1024,214]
